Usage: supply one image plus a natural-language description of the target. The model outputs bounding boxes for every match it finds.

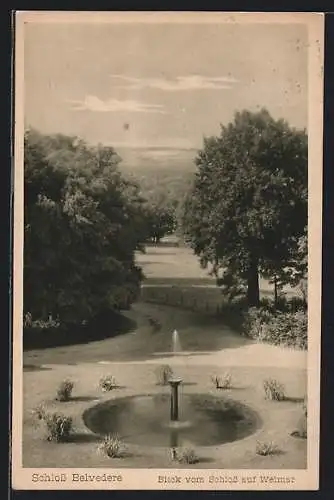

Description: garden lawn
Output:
[137,246,301,297]
[23,361,306,469]
[24,302,306,368]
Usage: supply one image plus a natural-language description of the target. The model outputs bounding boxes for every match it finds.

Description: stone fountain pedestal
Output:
[168,377,182,421]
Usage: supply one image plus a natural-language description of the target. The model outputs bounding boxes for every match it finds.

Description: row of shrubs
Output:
[50,368,301,402]
[243,307,307,350]
[54,375,118,402]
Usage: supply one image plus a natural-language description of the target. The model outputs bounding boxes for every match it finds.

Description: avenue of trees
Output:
[24,107,308,328]
[182,108,308,307]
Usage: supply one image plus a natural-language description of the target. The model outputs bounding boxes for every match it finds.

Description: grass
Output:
[23,361,307,469]
[137,246,300,296]
[23,300,254,366]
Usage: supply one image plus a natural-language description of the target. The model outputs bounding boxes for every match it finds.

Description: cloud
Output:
[67,95,167,113]
[110,74,238,91]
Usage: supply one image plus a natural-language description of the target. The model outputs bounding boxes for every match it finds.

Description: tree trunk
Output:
[274,275,278,308]
[247,257,260,307]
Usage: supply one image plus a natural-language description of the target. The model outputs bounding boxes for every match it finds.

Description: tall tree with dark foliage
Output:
[24,130,146,323]
[182,109,307,307]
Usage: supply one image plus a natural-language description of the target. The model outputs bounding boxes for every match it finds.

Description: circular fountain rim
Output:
[82,392,263,450]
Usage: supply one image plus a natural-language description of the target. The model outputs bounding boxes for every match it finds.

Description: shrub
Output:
[41,412,73,442]
[243,307,272,338]
[212,373,232,389]
[243,307,307,350]
[99,375,117,392]
[288,296,307,313]
[32,403,47,421]
[263,378,285,401]
[55,379,74,401]
[176,448,199,464]
[256,441,280,456]
[155,365,173,385]
[98,435,125,458]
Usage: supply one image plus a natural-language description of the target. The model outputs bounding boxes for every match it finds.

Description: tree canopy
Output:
[182,108,308,306]
[126,169,193,243]
[24,129,147,323]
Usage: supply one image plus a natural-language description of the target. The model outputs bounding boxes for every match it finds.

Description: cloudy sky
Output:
[24,21,308,167]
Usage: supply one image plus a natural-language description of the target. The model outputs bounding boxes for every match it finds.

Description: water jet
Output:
[172,330,182,353]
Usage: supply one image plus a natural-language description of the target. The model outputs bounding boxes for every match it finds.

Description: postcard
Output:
[12,11,324,490]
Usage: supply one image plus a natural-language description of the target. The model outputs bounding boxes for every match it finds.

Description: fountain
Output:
[83,393,261,448]
[172,329,182,353]
[83,330,262,451]
[168,377,182,421]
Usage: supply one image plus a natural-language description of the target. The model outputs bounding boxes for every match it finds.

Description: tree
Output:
[24,129,146,323]
[142,191,177,244]
[126,169,193,243]
[182,108,308,307]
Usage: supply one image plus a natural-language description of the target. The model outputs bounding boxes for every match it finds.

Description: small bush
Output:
[176,447,199,464]
[256,441,280,456]
[42,412,73,442]
[56,379,74,401]
[32,403,47,421]
[98,435,125,458]
[243,307,272,338]
[99,375,117,392]
[212,373,232,389]
[263,378,285,401]
[155,365,173,385]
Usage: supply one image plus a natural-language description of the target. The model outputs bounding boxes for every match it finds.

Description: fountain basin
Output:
[83,393,262,448]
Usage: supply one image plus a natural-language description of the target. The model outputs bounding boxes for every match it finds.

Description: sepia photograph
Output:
[12,11,323,490]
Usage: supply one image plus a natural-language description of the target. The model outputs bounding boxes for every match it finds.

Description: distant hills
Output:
[115,146,199,174]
